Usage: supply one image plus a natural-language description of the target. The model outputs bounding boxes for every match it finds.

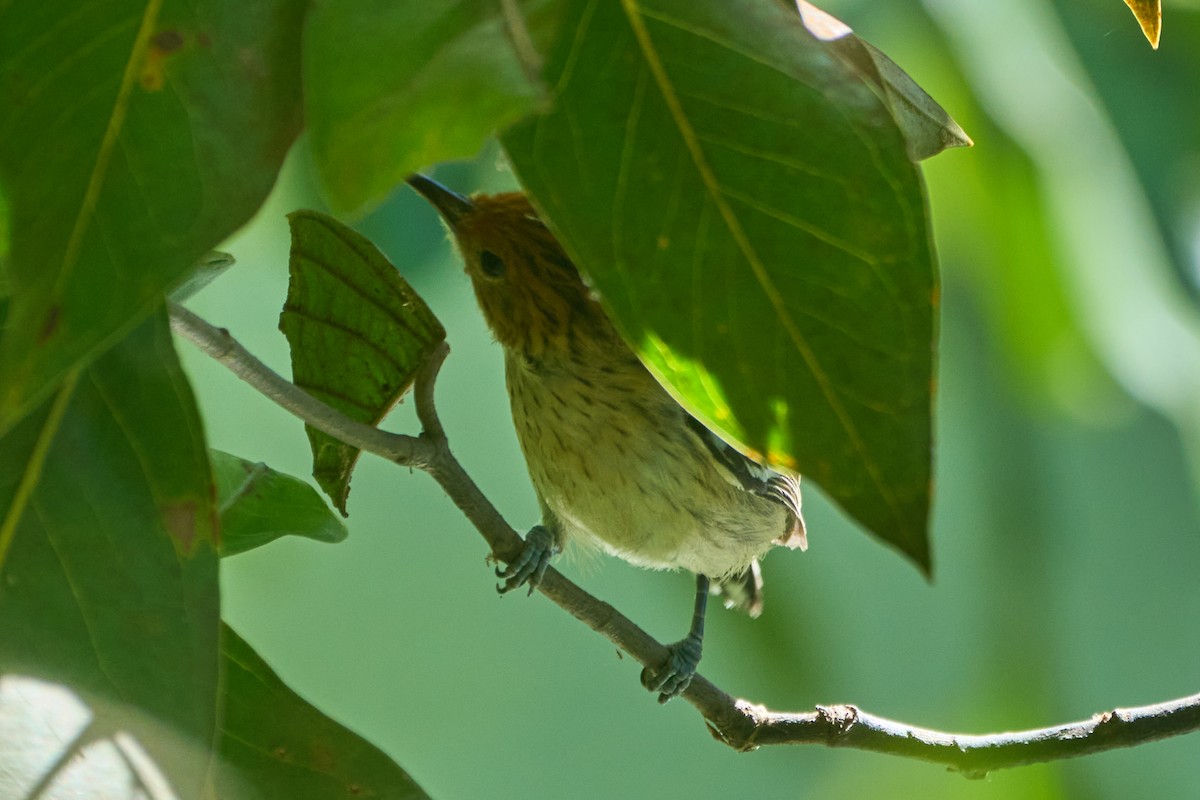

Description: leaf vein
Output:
[719,185,876,265]
[620,0,902,523]
[0,16,138,148]
[693,132,850,185]
[291,253,433,342]
[0,374,79,570]
[54,0,164,309]
[612,66,648,281]
[280,304,417,376]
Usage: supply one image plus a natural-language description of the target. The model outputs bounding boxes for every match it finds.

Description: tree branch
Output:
[714,693,1200,775]
[168,303,435,467]
[170,302,1200,777]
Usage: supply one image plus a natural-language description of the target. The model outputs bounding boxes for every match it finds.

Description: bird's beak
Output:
[406,174,474,226]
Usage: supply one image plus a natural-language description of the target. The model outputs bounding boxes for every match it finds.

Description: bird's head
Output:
[407,175,608,359]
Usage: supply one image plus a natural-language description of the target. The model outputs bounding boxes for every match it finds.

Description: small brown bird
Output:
[408,175,806,701]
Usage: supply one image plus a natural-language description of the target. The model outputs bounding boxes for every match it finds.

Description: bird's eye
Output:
[479,249,505,278]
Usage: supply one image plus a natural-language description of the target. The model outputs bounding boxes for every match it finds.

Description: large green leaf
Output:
[212,626,430,800]
[0,0,306,434]
[281,211,445,513]
[211,449,348,557]
[0,308,219,799]
[304,0,566,214]
[503,0,935,570]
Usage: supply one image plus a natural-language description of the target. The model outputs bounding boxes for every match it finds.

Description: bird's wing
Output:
[684,415,807,552]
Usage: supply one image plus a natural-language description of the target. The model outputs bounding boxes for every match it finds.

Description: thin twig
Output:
[414,340,449,445]
[167,303,433,466]
[172,303,1200,777]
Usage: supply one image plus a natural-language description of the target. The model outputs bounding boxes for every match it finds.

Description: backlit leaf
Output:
[211,450,348,557]
[281,211,446,513]
[305,0,566,215]
[1123,0,1161,48]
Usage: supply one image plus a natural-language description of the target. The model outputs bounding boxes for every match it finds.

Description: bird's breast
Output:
[502,347,786,577]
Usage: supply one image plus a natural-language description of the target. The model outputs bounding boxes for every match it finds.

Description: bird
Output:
[407,174,806,702]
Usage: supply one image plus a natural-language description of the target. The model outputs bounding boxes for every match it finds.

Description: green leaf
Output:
[211,449,348,557]
[0,0,306,433]
[0,181,10,288]
[212,625,431,799]
[0,308,219,799]
[1123,0,1161,48]
[304,0,566,215]
[281,211,446,514]
[503,0,935,570]
[796,2,972,161]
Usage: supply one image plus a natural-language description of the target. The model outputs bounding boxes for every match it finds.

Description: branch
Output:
[171,303,1200,776]
[168,303,435,467]
[715,693,1200,775]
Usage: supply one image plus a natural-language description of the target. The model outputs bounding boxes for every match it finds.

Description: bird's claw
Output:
[640,633,703,703]
[496,525,556,596]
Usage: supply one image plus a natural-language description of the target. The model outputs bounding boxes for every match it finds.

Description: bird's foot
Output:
[640,631,703,703]
[496,525,556,596]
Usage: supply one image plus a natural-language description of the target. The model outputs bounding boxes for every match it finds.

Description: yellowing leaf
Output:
[1123,0,1161,49]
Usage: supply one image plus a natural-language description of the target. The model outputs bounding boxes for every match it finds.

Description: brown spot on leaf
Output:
[140,30,186,91]
[237,47,268,81]
[162,501,197,552]
[37,306,60,343]
[309,742,336,772]
[140,55,166,90]
[152,30,184,52]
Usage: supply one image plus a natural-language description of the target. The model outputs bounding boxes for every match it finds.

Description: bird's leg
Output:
[496,524,557,595]
[641,574,709,703]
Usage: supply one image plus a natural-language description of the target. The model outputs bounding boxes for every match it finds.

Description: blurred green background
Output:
[180,0,1200,797]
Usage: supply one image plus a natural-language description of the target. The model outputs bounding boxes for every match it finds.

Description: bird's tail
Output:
[713,560,764,618]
